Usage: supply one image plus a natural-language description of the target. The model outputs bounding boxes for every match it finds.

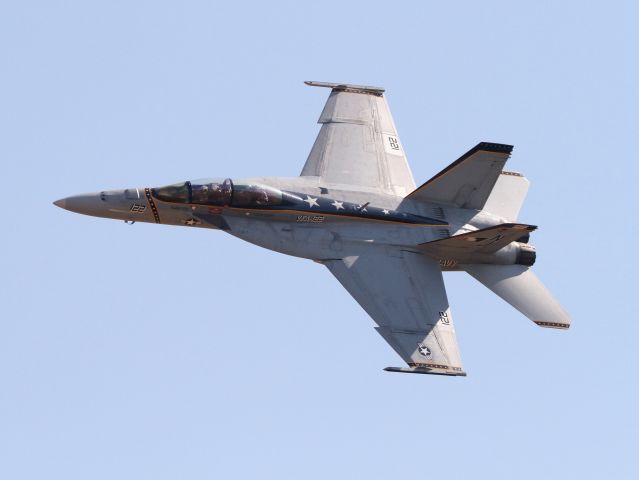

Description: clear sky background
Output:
[1,1,638,479]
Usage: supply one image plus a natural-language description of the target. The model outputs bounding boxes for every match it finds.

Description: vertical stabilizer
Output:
[403,142,512,209]
[483,172,530,221]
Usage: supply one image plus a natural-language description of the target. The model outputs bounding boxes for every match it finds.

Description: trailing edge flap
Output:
[464,264,571,329]
[419,223,537,257]
[405,142,513,210]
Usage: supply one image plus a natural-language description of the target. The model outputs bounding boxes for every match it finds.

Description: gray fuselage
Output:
[54,175,509,265]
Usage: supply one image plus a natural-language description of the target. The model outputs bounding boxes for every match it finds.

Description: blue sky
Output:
[1,1,638,478]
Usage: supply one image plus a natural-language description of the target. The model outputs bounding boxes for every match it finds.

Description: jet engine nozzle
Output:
[515,243,536,266]
[455,241,536,266]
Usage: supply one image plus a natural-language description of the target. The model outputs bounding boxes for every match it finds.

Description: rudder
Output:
[483,171,530,221]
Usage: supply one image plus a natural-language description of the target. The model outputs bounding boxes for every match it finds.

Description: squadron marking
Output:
[297,215,325,223]
[130,204,146,213]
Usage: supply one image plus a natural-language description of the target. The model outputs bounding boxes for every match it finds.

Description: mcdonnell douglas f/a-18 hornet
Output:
[55,81,570,376]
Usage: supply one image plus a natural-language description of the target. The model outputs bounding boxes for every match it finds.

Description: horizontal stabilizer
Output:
[405,142,513,210]
[464,264,571,329]
[420,223,536,257]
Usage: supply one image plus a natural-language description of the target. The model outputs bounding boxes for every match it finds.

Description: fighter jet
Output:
[54,81,570,376]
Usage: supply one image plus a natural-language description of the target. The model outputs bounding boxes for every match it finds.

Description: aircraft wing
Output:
[323,249,466,376]
[301,81,416,197]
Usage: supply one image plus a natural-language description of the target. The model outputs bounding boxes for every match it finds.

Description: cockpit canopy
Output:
[153,178,232,206]
[152,178,291,208]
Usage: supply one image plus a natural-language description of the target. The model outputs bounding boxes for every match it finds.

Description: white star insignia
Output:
[331,200,344,211]
[304,195,319,208]
[184,218,200,226]
[417,343,432,358]
[382,209,390,215]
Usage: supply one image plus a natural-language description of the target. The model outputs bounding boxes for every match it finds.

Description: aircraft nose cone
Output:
[53,193,100,215]
[53,189,145,221]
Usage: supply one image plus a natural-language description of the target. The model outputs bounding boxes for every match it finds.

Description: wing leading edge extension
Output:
[322,250,465,376]
[301,81,416,196]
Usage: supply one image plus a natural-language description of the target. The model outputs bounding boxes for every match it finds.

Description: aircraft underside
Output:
[54,80,570,376]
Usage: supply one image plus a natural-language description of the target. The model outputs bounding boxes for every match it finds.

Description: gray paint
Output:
[54,81,570,376]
